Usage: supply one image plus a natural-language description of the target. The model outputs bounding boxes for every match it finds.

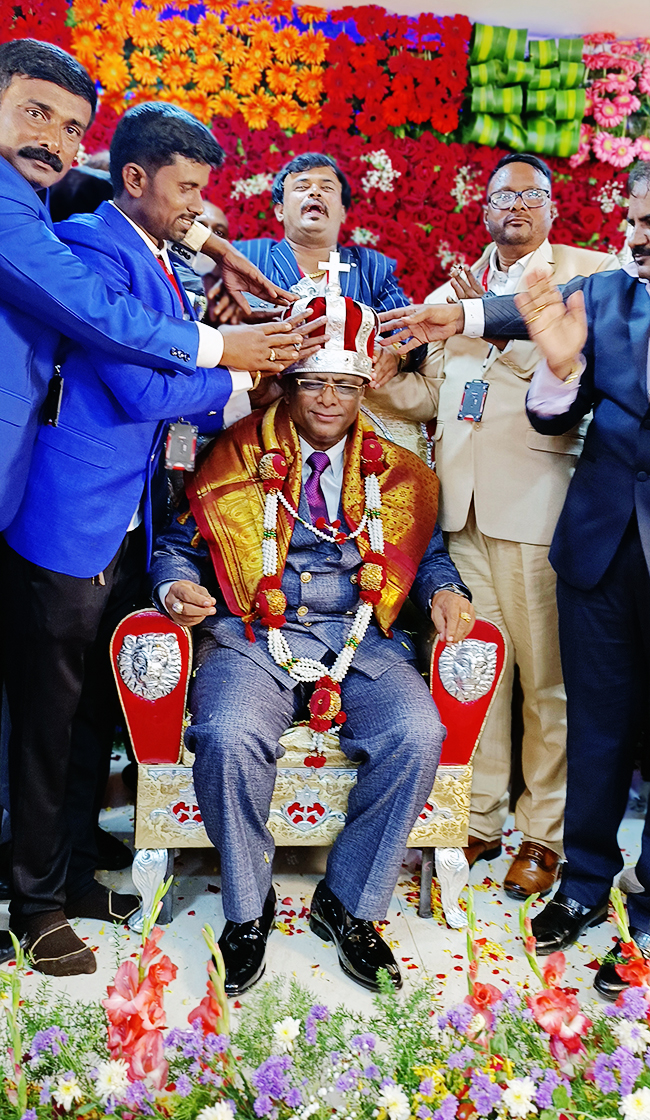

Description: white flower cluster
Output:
[501,1076,537,1118]
[350,227,379,246]
[231,172,275,200]
[360,150,402,193]
[273,1015,302,1051]
[613,1018,650,1055]
[52,1074,83,1112]
[451,165,484,209]
[198,1104,237,1120]
[376,1085,410,1120]
[95,1058,130,1105]
[436,239,469,272]
[595,180,626,214]
[621,1086,650,1120]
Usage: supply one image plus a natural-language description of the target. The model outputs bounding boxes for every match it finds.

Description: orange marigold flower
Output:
[248,39,273,70]
[251,20,275,44]
[192,56,227,92]
[273,94,300,129]
[266,62,298,95]
[71,0,103,27]
[211,89,241,118]
[267,0,293,19]
[96,28,126,55]
[100,89,128,114]
[128,8,161,48]
[299,30,327,65]
[273,25,301,64]
[295,66,323,103]
[99,1,130,38]
[293,102,320,132]
[241,89,275,129]
[159,15,194,54]
[230,61,262,95]
[147,0,173,12]
[184,88,212,122]
[161,53,193,88]
[197,12,224,44]
[130,49,161,85]
[71,28,103,68]
[98,52,131,92]
[219,31,245,64]
[296,5,327,22]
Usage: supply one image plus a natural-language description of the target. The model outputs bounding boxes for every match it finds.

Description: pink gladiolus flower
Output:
[188,964,226,1035]
[104,960,151,1024]
[542,952,566,988]
[128,1029,169,1091]
[592,97,627,128]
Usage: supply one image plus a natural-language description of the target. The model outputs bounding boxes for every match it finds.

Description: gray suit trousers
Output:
[186,644,445,923]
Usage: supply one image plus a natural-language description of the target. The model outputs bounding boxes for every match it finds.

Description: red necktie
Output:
[156,254,184,309]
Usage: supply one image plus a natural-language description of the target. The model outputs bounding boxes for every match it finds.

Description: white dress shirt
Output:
[461,238,555,336]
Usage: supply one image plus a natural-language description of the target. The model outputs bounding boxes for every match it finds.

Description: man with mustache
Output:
[370,153,618,902]
[379,159,650,1002]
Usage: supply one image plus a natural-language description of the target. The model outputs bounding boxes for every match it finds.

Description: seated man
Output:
[151,275,476,995]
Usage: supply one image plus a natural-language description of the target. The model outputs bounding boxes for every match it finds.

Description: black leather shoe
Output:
[0,929,16,964]
[218,887,276,997]
[594,929,650,1002]
[309,880,402,992]
[531,892,609,956]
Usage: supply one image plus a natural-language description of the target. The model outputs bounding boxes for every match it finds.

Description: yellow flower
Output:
[128,8,162,48]
[251,19,275,44]
[299,30,327,65]
[211,89,241,117]
[98,52,131,92]
[273,25,301,64]
[230,61,262,95]
[295,65,323,103]
[197,13,224,45]
[242,89,275,129]
[130,49,161,85]
[248,39,273,70]
[160,15,194,53]
[192,56,227,92]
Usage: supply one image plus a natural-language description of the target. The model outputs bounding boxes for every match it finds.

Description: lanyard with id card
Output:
[165,421,198,471]
[458,380,489,422]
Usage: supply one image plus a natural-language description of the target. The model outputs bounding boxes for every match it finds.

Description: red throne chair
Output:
[110,611,505,933]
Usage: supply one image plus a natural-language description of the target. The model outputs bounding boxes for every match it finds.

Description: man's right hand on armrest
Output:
[378,303,465,354]
[165,580,216,626]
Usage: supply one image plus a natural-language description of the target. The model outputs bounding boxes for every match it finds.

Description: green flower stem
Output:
[610,886,631,944]
[7,932,27,1116]
[519,894,547,988]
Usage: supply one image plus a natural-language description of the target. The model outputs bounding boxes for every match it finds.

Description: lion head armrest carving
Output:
[431,619,507,770]
[110,610,192,765]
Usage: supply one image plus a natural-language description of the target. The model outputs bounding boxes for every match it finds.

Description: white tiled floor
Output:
[0,771,645,1024]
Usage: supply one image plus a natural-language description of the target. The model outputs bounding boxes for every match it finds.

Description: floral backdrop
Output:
[0,0,644,297]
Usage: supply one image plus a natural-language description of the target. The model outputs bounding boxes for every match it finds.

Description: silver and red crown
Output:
[285,251,379,380]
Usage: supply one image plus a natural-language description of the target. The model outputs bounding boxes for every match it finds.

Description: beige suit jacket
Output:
[367,242,620,545]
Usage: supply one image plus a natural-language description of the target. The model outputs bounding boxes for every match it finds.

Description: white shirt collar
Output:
[109,200,173,269]
[486,238,553,290]
[299,434,347,482]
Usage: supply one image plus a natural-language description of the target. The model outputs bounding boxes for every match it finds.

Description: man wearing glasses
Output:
[370,153,618,900]
[150,282,474,996]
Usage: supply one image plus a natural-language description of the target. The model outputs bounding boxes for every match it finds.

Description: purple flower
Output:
[351,1033,376,1053]
[336,1069,360,1092]
[610,988,648,1019]
[285,1087,303,1108]
[498,987,519,1009]
[31,1026,68,1057]
[593,1054,617,1095]
[417,1108,432,1119]
[176,1073,192,1098]
[20,1111,37,1120]
[440,1004,474,1033]
[534,1069,561,1109]
[612,1046,643,1095]
[381,1077,396,1089]
[251,1055,292,1098]
[468,1072,502,1116]
[124,1080,154,1116]
[254,1095,274,1117]
[39,1080,52,1105]
[204,1033,231,1055]
[165,1023,204,1059]
[364,1064,380,1080]
[447,1046,474,1070]
[308,1004,329,1021]
[330,1052,341,1065]
[419,1078,436,1096]
[432,1098,458,1120]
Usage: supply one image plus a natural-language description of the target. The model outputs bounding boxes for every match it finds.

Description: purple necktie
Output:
[305,451,331,524]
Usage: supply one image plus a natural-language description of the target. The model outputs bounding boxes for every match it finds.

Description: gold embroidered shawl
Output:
[185,399,439,634]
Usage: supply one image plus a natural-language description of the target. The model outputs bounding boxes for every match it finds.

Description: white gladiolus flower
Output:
[95,1058,130,1104]
[376,1084,410,1120]
[273,1016,301,1050]
[613,1018,650,1054]
[501,1077,538,1118]
[52,1074,83,1112]
[197,1105,236,1120]
[621,1087,650,1120]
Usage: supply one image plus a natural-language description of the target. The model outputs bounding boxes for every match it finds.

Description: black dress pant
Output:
[557,514,650,930]
[3,529,146,925]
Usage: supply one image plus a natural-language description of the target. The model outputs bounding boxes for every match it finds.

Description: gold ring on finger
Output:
[532,304,549,314]
[269,348,276,362]
[526,312,541,323]
[460,612,471,622]
[172,601,184,614]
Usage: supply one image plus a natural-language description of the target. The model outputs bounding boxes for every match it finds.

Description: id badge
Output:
[165,422,198,471]
[458,379,489,422]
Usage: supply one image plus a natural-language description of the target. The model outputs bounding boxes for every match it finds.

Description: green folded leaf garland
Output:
[464,23,585,156]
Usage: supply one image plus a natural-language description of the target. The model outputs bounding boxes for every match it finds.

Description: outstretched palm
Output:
[514,268,588,376]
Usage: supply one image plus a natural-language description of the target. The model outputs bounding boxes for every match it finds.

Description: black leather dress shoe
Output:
[218,888,276,997]
[531,892,609,956]
[309,880,402,992]
[594,929,650,1002]
[0,929,16,964]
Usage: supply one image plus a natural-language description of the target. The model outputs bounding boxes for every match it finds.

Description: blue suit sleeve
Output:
[0,190,199,370]
[410,521,471,615]
[150,503,213,598]
[482,276,588,340]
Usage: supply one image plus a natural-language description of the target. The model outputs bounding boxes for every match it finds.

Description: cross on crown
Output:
[318,249,350,291]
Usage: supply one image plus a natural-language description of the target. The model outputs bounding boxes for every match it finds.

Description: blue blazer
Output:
[4,202,233,578]
[234,237,411,311]
[0,156,201,530]
[518,269,650,589]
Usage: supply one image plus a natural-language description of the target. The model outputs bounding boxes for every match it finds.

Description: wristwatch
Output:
[434,582,471,601]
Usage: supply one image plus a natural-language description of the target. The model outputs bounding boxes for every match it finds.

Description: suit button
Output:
[304,620,312,626]
[350,574,357,584]
[300,572,312,583]
[297,605,309,617]
[638,471,649,482]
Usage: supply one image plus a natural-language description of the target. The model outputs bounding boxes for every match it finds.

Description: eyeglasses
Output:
[487,188,551,210]
[294,378,364,398]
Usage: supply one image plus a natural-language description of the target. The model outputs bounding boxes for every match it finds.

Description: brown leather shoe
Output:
[463,835,502,868]
[504,841,560,900]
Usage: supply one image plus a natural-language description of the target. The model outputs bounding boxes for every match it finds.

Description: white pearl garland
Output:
[261,467,385,691]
